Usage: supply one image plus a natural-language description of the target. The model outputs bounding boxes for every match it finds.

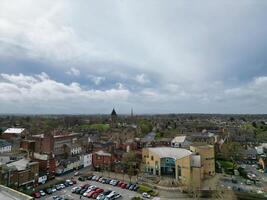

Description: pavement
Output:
[40,178,141,200]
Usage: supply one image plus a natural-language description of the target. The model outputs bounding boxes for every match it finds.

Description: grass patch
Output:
[219,160,234,169]
[80,124,110,131]
[138,184,153,194]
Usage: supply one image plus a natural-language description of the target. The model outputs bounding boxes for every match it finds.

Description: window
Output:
[151,156,154,161]
[177,165,181,178]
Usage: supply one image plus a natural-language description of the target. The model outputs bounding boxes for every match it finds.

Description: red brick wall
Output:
[92,153,116,168]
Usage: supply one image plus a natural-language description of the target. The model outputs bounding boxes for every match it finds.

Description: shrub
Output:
[138,184,153,193]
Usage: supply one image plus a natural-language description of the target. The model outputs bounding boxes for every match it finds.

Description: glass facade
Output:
[160,157,175,177]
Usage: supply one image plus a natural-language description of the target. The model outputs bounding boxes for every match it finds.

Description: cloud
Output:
[87,75,105,85]
[66,67,80,76]
[225,76,267,101]
[0,73,130,113]
[134,74,150,84]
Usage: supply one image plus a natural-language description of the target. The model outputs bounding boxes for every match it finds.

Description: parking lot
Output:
[39,176,142,200]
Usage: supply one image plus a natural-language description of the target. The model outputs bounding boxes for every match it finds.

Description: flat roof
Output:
[0,185,33,200]
[4,128,25,134]
[148,147,192,160]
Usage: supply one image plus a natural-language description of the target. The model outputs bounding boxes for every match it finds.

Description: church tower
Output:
[110,108,117,127]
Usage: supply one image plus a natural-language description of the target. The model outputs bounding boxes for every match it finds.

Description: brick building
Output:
[0,158,39,189]
[92,150,117,171]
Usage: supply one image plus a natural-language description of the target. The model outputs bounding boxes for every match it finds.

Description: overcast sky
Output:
[0,0,267,114]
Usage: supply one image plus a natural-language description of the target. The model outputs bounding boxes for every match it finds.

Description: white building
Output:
[71,146,82,155]
[82,154,92,167]
[171,136,191,148]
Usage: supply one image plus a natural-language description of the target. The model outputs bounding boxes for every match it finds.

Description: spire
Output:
[131,108,133,117]
[111,108,117,116]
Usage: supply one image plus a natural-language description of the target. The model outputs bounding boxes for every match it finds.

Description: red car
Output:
[95,188,104,193]
[118,181,124,187]
[91,189,104,199]
[85,190,96,198]
[33,192,41,198]
[92,192,100,199]
[120,183,127,189]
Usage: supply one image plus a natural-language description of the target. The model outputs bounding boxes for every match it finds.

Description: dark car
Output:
[129,184,135,190]
[133,185,139,191]
[75,187,82,194]
[79,176,86,181]
[105,179,111,184]
[126,184,132,189]
[80,188,87,195]
[102,190,112,196]
[87,175,94,180]
[46,188,53,194]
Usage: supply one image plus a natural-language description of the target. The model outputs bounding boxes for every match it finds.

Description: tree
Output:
[220,142,244,161]
[122,152,138,182]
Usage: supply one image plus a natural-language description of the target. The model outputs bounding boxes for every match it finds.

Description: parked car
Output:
[39,190,46,196]
[96,193,106,200]
[120,183,127,189]
[56,184,62,190]
[71,186,79,193]
[33,192,41,198]
[105,179,112,184]
[46,188,53,194]
[80,188,87,195]
[74,171,80,176]
[110,180,119,186]
[51,187,57,193]
[79,176,86,181]
[118,181,124,187]
[133,185,139,191]
[87,175,94,180]
[114,193,122,199]
[142,192,151,199]
[59,183,65,189]
[129,184,135,190]
[102,190,112,196]
[84,190,96,198]
[126,183,132,189]
[75,187,82,194]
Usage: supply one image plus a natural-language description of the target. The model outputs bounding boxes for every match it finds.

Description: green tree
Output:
[220,142,244,161]
[122,152,138,182]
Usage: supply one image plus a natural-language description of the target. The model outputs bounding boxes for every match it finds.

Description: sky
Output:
[0,0,267,114]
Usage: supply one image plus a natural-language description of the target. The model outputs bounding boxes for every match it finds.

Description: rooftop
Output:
[148,147,192,160]
[4,128,25,134]
[95,150,111,156]
[6,158,36,171]
[0,185,33,200]
[172,136,187,143]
